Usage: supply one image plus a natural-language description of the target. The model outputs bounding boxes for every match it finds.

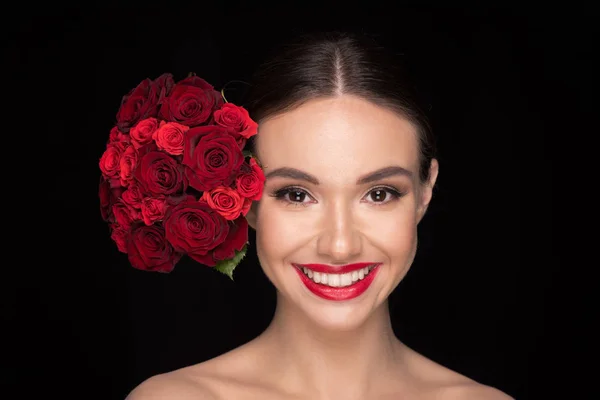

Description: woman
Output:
[127,32,513,400]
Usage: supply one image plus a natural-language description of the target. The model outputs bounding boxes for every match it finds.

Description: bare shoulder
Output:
[125,370,218,400]
[439,382,515,400]
[399,343,513,400]
[124,346,259,400]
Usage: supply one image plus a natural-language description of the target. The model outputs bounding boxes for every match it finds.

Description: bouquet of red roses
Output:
[99,73,264,278]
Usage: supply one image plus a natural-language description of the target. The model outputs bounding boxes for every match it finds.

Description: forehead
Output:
[256,95,420,181]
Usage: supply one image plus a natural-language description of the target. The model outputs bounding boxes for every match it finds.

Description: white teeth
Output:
[340,273,352,286]
[301,265,376,287]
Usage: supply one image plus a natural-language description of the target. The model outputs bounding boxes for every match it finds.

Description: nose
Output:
[316,200,362,262]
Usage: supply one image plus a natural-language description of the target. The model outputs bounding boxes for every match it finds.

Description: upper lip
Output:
[293,262,379,274]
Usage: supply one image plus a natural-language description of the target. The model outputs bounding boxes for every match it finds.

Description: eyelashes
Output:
[269,185,407,207]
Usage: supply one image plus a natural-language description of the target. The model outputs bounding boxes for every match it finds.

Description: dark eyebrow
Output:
[356,165,413,184]
[265,167,320,185]
[264,165,413,185]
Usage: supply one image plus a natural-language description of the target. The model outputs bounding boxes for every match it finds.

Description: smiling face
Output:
[246,95,438,330]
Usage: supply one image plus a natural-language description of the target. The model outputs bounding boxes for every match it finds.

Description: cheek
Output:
[365,211,417,254]
[255,205,313,268]
[358,198,419,262]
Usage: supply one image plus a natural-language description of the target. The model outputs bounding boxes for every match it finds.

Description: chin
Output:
[299,301,385,332]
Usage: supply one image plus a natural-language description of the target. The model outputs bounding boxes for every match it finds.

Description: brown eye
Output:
[288,190,307,203]
[370,189,387,202]
[271,187,313,206]
[364,187,404,205]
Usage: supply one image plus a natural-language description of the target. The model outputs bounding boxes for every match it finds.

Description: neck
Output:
[257,294,405,400]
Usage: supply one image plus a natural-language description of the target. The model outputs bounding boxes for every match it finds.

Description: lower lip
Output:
[293,264,381,301]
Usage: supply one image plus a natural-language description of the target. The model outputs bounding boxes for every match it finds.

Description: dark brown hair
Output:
[244,31,436,183]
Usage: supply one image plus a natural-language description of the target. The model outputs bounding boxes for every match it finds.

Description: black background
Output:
[7,3,595,399]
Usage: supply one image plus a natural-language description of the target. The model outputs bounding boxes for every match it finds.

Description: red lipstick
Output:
[292,263,381,301]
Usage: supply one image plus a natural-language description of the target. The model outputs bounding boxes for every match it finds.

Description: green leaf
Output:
[242,150,254,158]
[214,244,248,280]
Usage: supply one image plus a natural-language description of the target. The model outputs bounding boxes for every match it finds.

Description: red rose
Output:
[99,177,125,222]
[214,103,258,139]
[179,76,215,90]
[153,121,188,155]
[127,223,182,273]
[121,182,144,210]
[241,198,252,216]
[214,217,248,260]
[136,141,159,157]
[109,126,128,143]
[116,73,174,132]
[159,76,223,126]
[163,196,229,265]
[110,224,129,253]
[231,134,247,150]
[130,118,160,149]
[141,196,167,225]
[183,126,244,191]
[235,158,265,201]
[99,141,128,181]
[112,199,140,229]
[201,186,244,221]
[134,151,186,196]
[195,217,248,265]
[119,145,138,187]
[154,73,175,98]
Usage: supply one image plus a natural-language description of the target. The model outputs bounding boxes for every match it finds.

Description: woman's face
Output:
[247,95,438,330]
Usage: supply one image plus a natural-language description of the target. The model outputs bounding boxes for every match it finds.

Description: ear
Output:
[244,200,258,230]
[417,158,439,223]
